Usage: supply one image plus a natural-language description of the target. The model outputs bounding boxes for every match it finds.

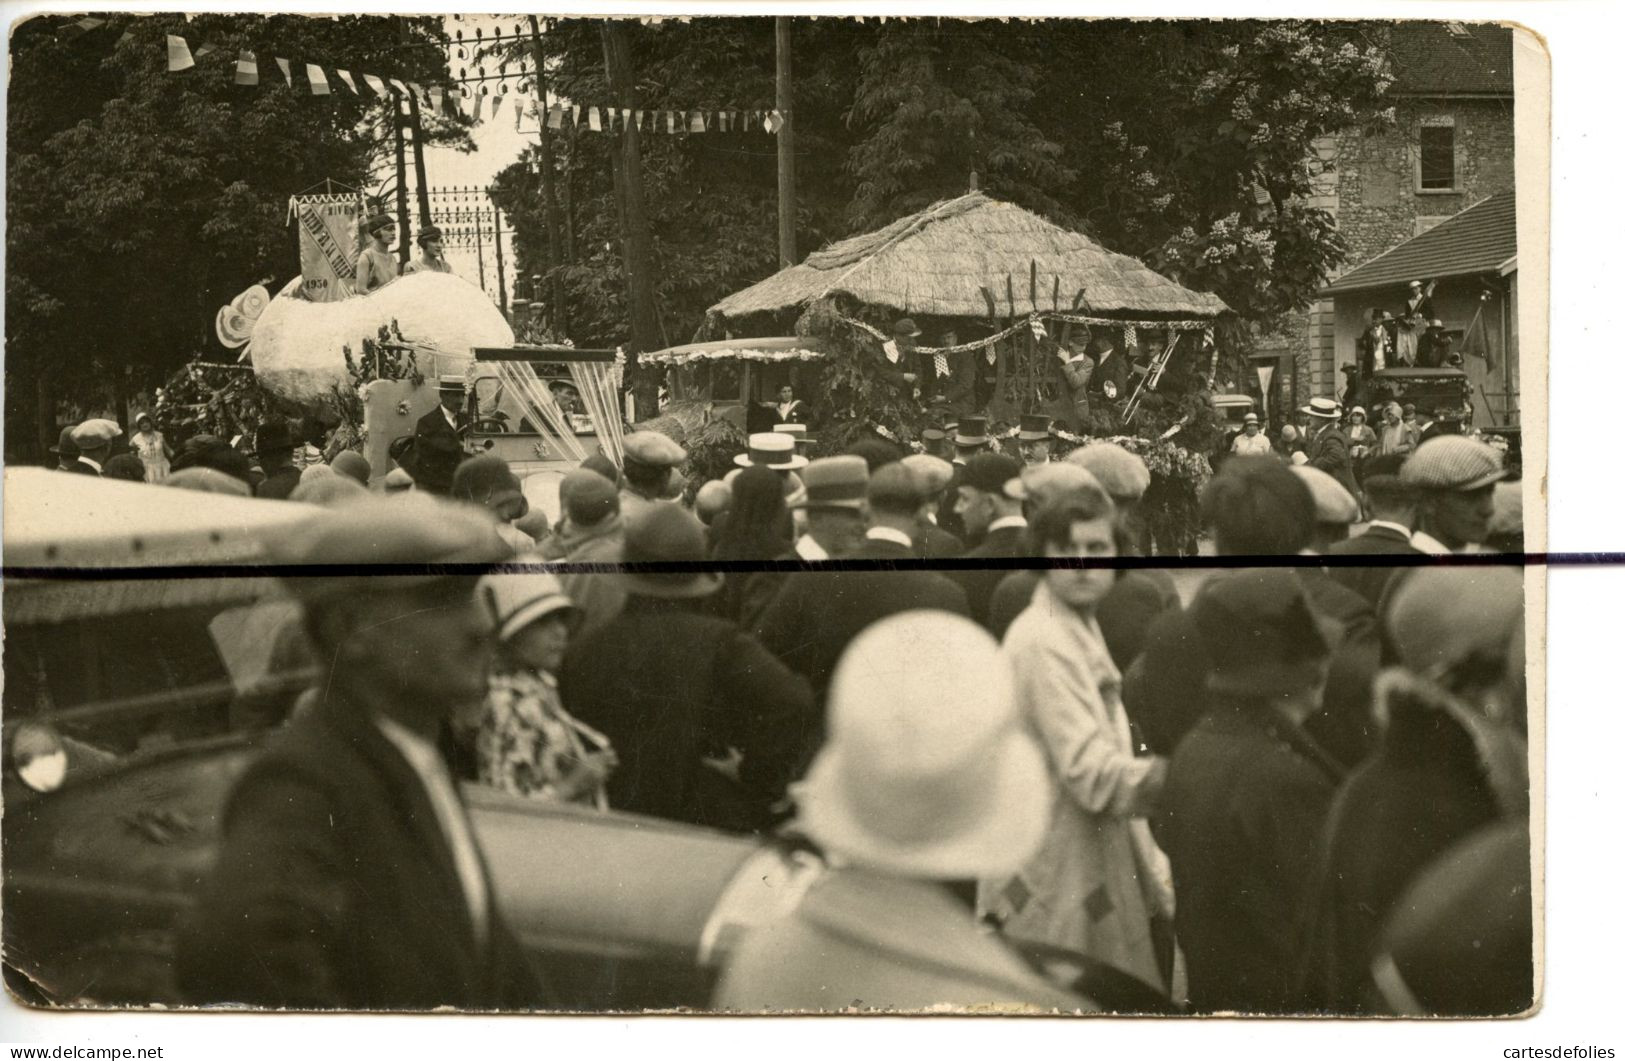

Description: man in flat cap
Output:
[179,495,548,1010]
[1400,435,1506,554]
[66,419,122,475]
[618,430,687,524]
[404,224,454,276]
[355,212,399,294]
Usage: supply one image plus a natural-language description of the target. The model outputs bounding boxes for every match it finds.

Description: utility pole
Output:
[601,18,662,420]
[775,17,797,268]
[406,91,433,234]
[473,207,487,292]
[392,94,411,270]
[492,202,509,315]
[527,15,570,335]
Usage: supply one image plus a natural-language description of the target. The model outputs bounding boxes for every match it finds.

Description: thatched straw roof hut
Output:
[708,192,1229,324]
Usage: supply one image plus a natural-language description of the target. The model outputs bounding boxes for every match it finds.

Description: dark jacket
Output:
[953,523,1029,629]
[1324,525,1421,607]
[411,406,468,496]
[848,534,916,561]
[916,522,965,560]
[753,565,969,712]
[1089,350,1130,403]
[1295,674,1525,1014]
[936,463,968,540]
[254,462,302,500]
[1307,424,1359,497]
[177,689,545,1011]
[561,594,814,832]
[1122,571,1379,769]
[67,458,101,475]
[1161,701,1344,1014]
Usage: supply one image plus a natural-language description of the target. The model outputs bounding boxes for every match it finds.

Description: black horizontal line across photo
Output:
[0,552,1614,582]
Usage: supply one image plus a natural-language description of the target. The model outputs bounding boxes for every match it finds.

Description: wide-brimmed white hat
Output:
[798,611,1052,880]
[734,432,809,470]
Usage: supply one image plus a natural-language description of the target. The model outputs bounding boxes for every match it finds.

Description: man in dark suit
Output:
[935,416,989,539]
[49,424,82,471]
[564,505,814,832]
[178,497,547,1010]
[411,376,470,496]
[66,419,121,475]
[899,454,964,560]
[1086,336,1130,407]
[1326,454,1421,606]
[950,451,1027,627]
[1305,397,1359,498]
[252,419,302,500]
[754,464,969,708]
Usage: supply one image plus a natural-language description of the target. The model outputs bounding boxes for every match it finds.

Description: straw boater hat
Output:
[1306,397,1342,420]
[797,611,1051,879]
[734,432,808,471]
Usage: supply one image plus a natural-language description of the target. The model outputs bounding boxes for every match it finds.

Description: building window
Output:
[1418,124,1456,191]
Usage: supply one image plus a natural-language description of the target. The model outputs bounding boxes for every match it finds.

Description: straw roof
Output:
[709,193,1229,322]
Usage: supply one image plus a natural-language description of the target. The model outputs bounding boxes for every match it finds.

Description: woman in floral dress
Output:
[131,413,172,483]
[475,572,617,807]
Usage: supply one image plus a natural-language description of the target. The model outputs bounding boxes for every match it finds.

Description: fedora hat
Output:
[1016,413,1053,442]
[734,431,809,471]
[252,419,295,455]
[48,424,80,457]
[892,317,923,338]
[952,416,990,448]
[790,455,868,511]
[620,504,723,599]
[1306,397,1342,420]
[1192,569,1341,698]
[798,611,1051,879]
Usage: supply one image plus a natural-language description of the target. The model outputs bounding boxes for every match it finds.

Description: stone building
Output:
[1250,22,1514,420]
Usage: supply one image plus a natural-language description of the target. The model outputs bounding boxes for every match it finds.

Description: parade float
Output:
[681,192,1235,553]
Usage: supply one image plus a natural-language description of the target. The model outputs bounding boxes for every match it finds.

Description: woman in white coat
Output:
[980,486,1175,992]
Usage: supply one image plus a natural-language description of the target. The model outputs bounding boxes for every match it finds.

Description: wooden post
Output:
[392,95,411,270]
[527,15,570,335]
[601,18,663,420]
[473,207,487,292]
[406,92,432,236]
[492,204,509,315]
[775,17,797,268]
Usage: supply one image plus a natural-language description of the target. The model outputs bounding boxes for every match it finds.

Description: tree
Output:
[5,13,468,460]
[488,18,1393,367]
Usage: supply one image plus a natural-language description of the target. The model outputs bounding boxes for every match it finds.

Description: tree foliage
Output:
[5,13,467,458]
[489,18,1393,357]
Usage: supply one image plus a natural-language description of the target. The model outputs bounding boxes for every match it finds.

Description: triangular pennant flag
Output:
[76,16,105,31]
[335,69,358,93]
[363,73,388,98]
[429,86,443,112]
[547,105,564,130]
[234,51,258,86]
[666,111,677,133]
[571,104,582,126]
[515,97,524,131]
[634,109,644,130]
[621,108,632,129]
[117,29,134,47]
[194,43,216,61]
[588,106,602,131]
[762,111,774,133]
[489,95,504,123]
[689,111,706,133]
[767,109,785,133]
[166,35,194,72]
[306,64,331,96]
[276,57,293,86]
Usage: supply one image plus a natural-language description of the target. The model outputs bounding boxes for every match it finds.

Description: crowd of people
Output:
[40,396,1529,1016]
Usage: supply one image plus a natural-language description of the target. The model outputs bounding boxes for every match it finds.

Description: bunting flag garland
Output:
[1123,323,1137,349]
[166,35,194,72]
[157,32,792,136]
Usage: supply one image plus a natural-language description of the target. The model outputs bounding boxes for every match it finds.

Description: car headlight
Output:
[9,721,69,793]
